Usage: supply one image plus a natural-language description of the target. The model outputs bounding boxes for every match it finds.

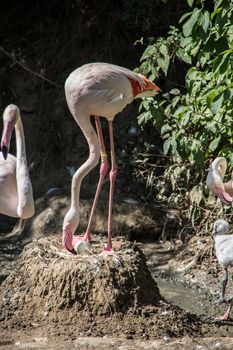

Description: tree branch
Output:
[0,46,62,90]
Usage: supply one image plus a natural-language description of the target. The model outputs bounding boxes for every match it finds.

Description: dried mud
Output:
[0,234,206,346]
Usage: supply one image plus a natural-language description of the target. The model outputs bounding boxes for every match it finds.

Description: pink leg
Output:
[101,120,117,254]
[215,302,232,321]
[63,117,108,255]
[83,116,109,241]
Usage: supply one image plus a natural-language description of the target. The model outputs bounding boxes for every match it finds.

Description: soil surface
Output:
[1,198,233,349]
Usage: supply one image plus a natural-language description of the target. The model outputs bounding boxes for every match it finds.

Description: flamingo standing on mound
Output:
[0,104,34,219]
[62,62,161,255]
[206,157,233,205]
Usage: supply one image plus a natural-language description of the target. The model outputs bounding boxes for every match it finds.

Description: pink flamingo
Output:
[0,104,34,219]
[206,157,233,205]
[62,62,161,255]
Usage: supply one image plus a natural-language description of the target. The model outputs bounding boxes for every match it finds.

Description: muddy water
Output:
[139,242,221,319]
[156,278,208,315]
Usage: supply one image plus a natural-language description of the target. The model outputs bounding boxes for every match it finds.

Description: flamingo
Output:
[0,104,34,219]
[62,62,161,255]
[212,219,233,320]
[206,157,233,205]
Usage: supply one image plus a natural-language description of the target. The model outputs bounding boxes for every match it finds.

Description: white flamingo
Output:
[213,219,233,320]
[0,104,34,219]
[62,62,160,255]
[206,157,233,205]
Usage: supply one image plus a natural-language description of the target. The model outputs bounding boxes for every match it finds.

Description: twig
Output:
[0,46,62,89]
[159,73,187,89]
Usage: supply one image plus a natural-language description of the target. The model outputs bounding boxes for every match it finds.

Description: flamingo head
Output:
[1,104,20,160]
[136,74,161,98]
[62,209,80,253]
[212,219,230,237]
[62,224,74,252]
[206,157,233,205]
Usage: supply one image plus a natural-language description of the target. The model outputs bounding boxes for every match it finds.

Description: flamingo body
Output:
[63,62,160,254]
[213,220,233,320]
[0,104,34,219]
[65,63,158,120]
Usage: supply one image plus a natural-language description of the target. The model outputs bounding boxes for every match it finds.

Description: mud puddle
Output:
[139,242,224,320]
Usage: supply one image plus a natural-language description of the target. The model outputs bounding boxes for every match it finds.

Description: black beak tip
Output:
[1,145,8,160]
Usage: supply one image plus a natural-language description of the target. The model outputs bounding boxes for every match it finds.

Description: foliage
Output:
[137,0,233,169]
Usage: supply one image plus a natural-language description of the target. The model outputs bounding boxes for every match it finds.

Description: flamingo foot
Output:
[214,303,232,321]
[215,314,229,321]
[99,245,114,256]
[73,236,92,255]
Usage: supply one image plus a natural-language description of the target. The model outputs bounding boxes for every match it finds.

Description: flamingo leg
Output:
[215,299,233,321]
[221,268,228,302]
[101,120,117,254]
[83,116,109,241]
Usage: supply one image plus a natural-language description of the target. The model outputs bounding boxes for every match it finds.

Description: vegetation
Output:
[137,0,233,232]
[138,0,233,167]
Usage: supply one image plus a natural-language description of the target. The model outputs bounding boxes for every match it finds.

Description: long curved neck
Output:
[70,115,100,212]
[15,117,27,168]
[15,115,34,218]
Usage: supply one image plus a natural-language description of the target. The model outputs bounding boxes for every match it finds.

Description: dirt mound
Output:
[0,235,159,317]
[0,235,203,339]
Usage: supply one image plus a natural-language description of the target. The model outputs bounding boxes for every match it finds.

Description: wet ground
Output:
[140,242,213,317]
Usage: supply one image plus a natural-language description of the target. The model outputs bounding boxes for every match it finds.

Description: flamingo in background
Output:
[206,157,233,205]
[62,62,161,255]
[0,104,34,219]
[212,219,233,320]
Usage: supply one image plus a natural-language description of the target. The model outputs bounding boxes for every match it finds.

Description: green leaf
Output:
[182,8,201,37]
[159,44,168,56]
[161,124,172,135]
[177,48,192,64]
[200,10,210,33]
[163,139,171,155]
[157,55,170,75]
[171,138,177,154]
[211,7,222,20]
[170,88,180,95]
[187,0,195,7]
[211,92,224,114]
[179,11,192,23]
[209,137,221,152]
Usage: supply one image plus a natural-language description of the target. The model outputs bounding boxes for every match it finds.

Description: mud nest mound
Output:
[0,235,204,338]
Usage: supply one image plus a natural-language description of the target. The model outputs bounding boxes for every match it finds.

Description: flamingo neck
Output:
[15,117,27,166]
[14,116,34,218]
[71,139,99,209]
[63,114,100,234]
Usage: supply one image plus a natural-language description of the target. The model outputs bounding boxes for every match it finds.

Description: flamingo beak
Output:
[1,145,8,160]
[142,75,161,92]
[1,120,14,160]
[147,80,161,92]
[215,187,233,206]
